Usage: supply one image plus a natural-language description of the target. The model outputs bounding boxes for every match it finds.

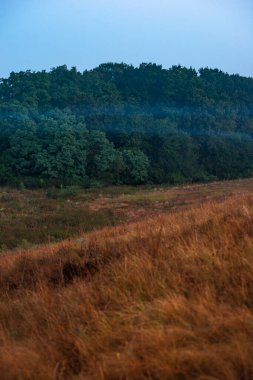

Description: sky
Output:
[1,0,253,78]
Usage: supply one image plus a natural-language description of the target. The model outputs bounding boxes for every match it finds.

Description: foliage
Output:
[1,64,253,185]
[120,148,150,184]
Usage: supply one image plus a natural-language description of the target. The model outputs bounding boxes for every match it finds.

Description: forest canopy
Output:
[1,63,253,187]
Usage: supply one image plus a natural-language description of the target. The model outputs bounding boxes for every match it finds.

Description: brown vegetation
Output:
[1,188,253,379]
[1,177,253,251]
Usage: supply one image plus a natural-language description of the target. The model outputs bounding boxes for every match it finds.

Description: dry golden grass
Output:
[1,190,253,379]
[2,177,253,251]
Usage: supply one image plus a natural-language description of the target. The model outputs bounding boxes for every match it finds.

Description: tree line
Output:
[1,63,253,187]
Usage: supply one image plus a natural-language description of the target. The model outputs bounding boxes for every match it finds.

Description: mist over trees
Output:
[1,63,253,187]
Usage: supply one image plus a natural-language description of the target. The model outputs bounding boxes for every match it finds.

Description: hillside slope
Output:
[1,192,253,379]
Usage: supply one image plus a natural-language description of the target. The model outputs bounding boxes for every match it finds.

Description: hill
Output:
[1,64,253,186]
[1,186,253,379]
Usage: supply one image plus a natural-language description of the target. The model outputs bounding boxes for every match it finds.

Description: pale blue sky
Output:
[1,0,253,78]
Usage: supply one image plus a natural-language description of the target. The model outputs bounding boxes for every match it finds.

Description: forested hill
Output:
[1,63,253,187]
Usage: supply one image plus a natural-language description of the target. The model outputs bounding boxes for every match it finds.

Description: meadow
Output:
[1,179,253,379]
[1,178,253,251]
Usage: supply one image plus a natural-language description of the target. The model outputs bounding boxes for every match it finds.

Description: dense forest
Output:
[1,63,253,187]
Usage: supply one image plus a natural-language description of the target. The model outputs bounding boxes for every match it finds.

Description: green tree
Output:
[36,115,89,181]
[121,149,150,185]
[87,131,117,182]
[8,121,40,176]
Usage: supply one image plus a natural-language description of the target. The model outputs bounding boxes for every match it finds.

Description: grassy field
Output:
[1,178,253,251]
[1,180,253,379]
